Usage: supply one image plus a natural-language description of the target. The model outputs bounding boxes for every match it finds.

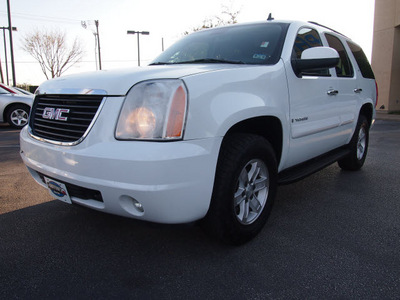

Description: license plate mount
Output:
[44,177,72,204]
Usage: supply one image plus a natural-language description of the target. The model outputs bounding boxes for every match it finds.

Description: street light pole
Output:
[1,26,17,86]
[95,20,102,70]
[137,33,140,66]
[127,30,150,66]
[1,28,7,84]
[81,20,102,70]
[7,0,16,86]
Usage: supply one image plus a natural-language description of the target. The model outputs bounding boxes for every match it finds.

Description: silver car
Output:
[0,86,33,128]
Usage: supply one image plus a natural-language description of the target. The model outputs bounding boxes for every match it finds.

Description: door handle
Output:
[327,89,339,96]
[354,88,363,93]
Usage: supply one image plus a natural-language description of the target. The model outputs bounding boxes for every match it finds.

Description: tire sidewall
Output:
[350,115,369,168]
[6,105,30,129]
[338,114,370,171]
[207,134,277,244]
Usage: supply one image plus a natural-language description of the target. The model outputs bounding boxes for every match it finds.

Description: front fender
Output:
[182,62,290,139]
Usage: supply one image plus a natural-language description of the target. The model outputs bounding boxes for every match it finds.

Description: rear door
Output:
[324,33,359,136]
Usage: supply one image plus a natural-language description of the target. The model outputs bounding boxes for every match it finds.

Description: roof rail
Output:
[308,21,348,38]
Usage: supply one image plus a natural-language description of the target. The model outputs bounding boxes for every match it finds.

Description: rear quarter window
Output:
[347,41,375,79]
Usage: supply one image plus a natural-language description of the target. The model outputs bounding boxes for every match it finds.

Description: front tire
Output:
[338,114,369,171]
[6,104,30,129]
[202,134,278,245]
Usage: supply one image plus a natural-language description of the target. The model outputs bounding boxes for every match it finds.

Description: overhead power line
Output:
[0,11,80,25]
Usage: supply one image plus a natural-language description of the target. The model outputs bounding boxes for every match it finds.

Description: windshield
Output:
[151,22,289,65]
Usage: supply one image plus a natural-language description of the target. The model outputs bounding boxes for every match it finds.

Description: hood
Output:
[7,93,34,100]
[1,93,34,105]
[37,64,242,96]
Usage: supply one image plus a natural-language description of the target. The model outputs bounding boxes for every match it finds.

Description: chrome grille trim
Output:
[28,94,106,146]
[35,88,108,96]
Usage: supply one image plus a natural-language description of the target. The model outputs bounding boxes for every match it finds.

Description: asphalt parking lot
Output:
[0,120,399,299]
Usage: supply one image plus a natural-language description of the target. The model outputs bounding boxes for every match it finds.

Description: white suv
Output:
[20,20,377,244]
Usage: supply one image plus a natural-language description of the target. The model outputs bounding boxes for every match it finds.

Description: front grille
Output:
[29,94,104,144]
[38,173,104,203]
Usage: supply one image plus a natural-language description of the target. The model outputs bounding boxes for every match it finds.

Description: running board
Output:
[278,147,350,185]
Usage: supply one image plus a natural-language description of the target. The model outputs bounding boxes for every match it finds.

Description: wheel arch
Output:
[359,103,374,127]
[3,102,31,120]
[222,116,283,165]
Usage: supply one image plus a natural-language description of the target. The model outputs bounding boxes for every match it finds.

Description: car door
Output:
[284,27,357,168]
[323,32,359,140]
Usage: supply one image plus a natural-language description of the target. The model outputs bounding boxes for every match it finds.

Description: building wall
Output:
[372,0,400,112]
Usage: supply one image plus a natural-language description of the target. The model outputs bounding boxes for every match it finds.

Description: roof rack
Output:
[308,21,348,38]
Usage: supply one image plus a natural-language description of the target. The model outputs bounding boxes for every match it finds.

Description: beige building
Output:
[372,0,400,112]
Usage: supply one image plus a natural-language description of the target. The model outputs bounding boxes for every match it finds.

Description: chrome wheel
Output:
[357,126,367,160]
[234,159,269,225]
[10,108,29,127]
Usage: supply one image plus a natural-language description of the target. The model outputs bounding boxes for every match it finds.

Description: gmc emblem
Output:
[42,107,70,121]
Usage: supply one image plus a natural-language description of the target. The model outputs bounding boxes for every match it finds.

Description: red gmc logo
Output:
[42,107,70,121]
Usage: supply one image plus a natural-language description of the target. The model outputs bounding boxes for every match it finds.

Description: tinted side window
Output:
[347,41,375,79]
[325,34,354,78]
[293,28,328,76]
[293,28,323,58]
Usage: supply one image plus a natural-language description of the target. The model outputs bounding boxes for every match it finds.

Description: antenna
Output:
[267,13,274,21]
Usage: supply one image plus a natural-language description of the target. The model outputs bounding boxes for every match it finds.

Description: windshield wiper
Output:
[175,58,245,65]
[149,58,245,66]
[149,62,172,66]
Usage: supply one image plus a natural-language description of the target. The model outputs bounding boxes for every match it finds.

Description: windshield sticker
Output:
[260,41,269,48]
[253,54,267,60]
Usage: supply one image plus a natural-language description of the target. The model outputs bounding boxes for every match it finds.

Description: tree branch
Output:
[21,29,84,79]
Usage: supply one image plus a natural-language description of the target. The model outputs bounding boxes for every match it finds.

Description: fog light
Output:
[120,195,145,216]
[133,200,144,213]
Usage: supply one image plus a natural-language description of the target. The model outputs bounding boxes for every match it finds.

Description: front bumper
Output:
[20,125,222,224]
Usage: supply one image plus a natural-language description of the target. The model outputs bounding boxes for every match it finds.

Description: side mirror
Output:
[292,46,339,76]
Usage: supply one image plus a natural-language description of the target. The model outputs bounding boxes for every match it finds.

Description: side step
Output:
[277,147,350,185]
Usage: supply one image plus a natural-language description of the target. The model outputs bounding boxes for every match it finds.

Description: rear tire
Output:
[338,115,369,171]
[202,133,277,245]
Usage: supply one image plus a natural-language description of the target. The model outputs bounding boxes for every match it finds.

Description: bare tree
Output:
[216,4,240,26]
[22,29,84,80]
[184,4,241,35]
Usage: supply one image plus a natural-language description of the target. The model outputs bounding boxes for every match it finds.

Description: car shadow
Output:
[0,200,236,297]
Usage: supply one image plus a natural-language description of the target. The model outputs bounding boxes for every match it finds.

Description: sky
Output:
[0,0,375,86]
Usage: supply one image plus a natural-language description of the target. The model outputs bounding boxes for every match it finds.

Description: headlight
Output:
[116,79,188,140]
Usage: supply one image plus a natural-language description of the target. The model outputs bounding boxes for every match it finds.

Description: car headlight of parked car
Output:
[116,79,188,141]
